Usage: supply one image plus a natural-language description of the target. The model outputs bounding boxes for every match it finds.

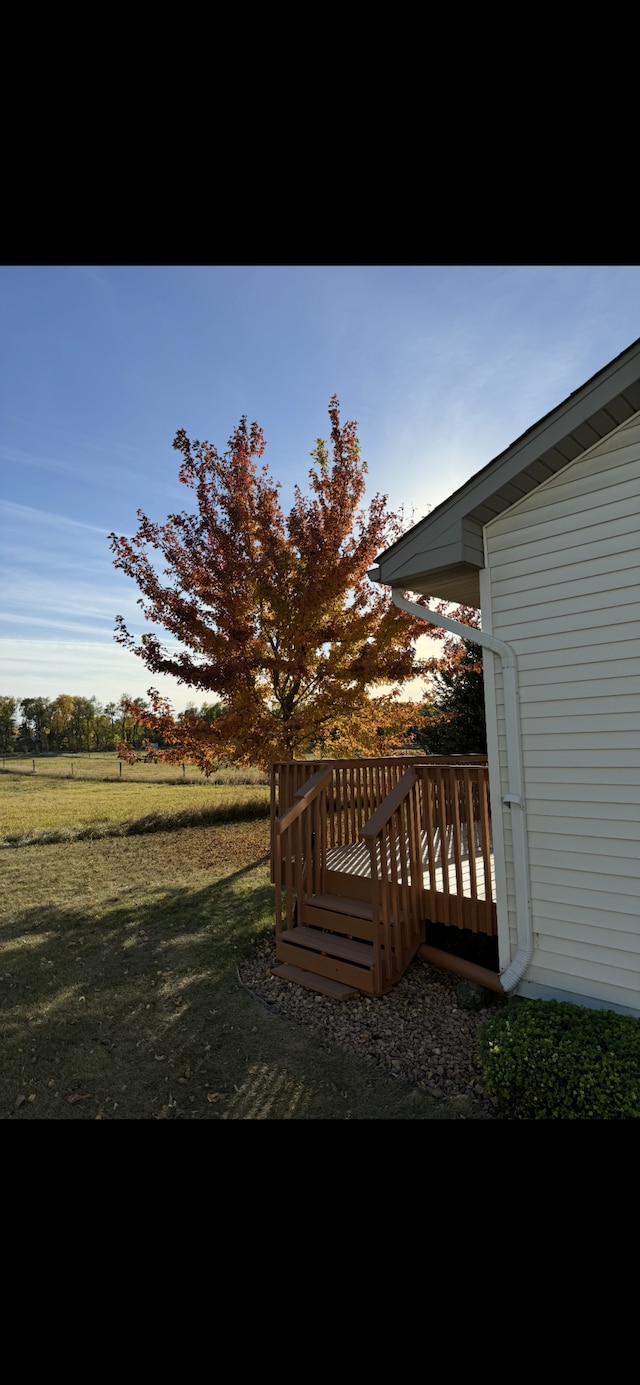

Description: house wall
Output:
[482,411,640,1013]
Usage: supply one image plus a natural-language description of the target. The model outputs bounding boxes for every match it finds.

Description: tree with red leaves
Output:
[109,397,433,770]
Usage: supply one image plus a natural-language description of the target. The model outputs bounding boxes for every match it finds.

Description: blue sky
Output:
[1,264,639,711]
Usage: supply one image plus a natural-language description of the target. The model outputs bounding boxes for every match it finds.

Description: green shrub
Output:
[478,999,640,1119]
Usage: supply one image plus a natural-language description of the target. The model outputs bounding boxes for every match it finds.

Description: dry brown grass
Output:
[0,817,482,1119]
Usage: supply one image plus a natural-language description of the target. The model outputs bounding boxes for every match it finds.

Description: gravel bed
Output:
[240,937,509,1118]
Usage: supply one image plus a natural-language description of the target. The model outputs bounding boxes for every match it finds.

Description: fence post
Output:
[182,763,185,779]
[33,759,35,774]
[120,762,122,779]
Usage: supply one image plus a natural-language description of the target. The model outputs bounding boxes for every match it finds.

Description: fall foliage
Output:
[109,397,434,770]
[0,693,155,754]
[0,696,18,754]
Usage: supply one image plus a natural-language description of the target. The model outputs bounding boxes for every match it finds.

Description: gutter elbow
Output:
[500,946,533,993]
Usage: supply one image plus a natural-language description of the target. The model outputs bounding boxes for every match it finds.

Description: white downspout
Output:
[390,589,533,992]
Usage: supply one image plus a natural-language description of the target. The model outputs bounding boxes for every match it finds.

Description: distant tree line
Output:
[0,695,224,756]
[0,646,485,761]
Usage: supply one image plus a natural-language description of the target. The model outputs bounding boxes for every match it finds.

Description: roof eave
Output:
[373,337,640,603]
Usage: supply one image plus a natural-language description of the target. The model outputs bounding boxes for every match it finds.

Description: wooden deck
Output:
[325,823,496,901]
[271,755,496,997]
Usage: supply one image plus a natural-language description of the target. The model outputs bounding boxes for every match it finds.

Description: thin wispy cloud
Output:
[2,264,640,707]
[73,266,111,291]
[0,638,214,709]
[0,498,112,535]
[0,574,153,624]
[0,411,159,466]
[0,613,116,636]
[0,443,81,479]
[0,443,183,502]
[1,543,116,576]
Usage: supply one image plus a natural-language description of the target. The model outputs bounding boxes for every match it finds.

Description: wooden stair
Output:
[271,964,358,1000]
[273,767,427,999]
[303,892,384,942]
[275,898,378,994]
[273,892,418,998]
[273,756,495,1001]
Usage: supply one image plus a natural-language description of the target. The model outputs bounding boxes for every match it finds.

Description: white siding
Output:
[483,410,640,1012]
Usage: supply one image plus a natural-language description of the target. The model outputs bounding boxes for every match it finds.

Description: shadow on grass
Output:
[0,857,473,1121]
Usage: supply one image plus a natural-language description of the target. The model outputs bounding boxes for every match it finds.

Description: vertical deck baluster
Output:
[479,768,494,932]
[270,764,277,883]
[368,841,382,994]
[396,801,411,959]
[320,785,327,896]
[274,829,282,934]
[285,823,293,930]
[435,766,450,926]
[450,769,464,929]
[408,781,422,939]
[305,793,313,908]
[294,813,304,928]
[380,824,392,990]
[386,809,399,977]
[464,767,478,931]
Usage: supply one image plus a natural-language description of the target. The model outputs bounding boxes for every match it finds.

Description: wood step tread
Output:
[276,940,376,993]
[306,893,405,925]
[280,926,373,967]
[271,964,358,1000]
[307,893,374,920]
[302,901,375,942]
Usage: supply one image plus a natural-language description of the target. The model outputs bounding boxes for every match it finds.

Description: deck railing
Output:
[360,769,424,990]
[271,754,496,938]
[414,762,495,933]
[273,768,332,937]
[270,755,487,872]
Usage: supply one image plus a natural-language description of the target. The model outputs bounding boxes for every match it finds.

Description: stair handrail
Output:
[274,767,332,936]
[276,767,333,836]
[359,768,418,842]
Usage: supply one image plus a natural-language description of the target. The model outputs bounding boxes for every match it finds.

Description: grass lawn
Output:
[3,752,268,785]
[0,771,269,840]
[0,809,483,1119]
